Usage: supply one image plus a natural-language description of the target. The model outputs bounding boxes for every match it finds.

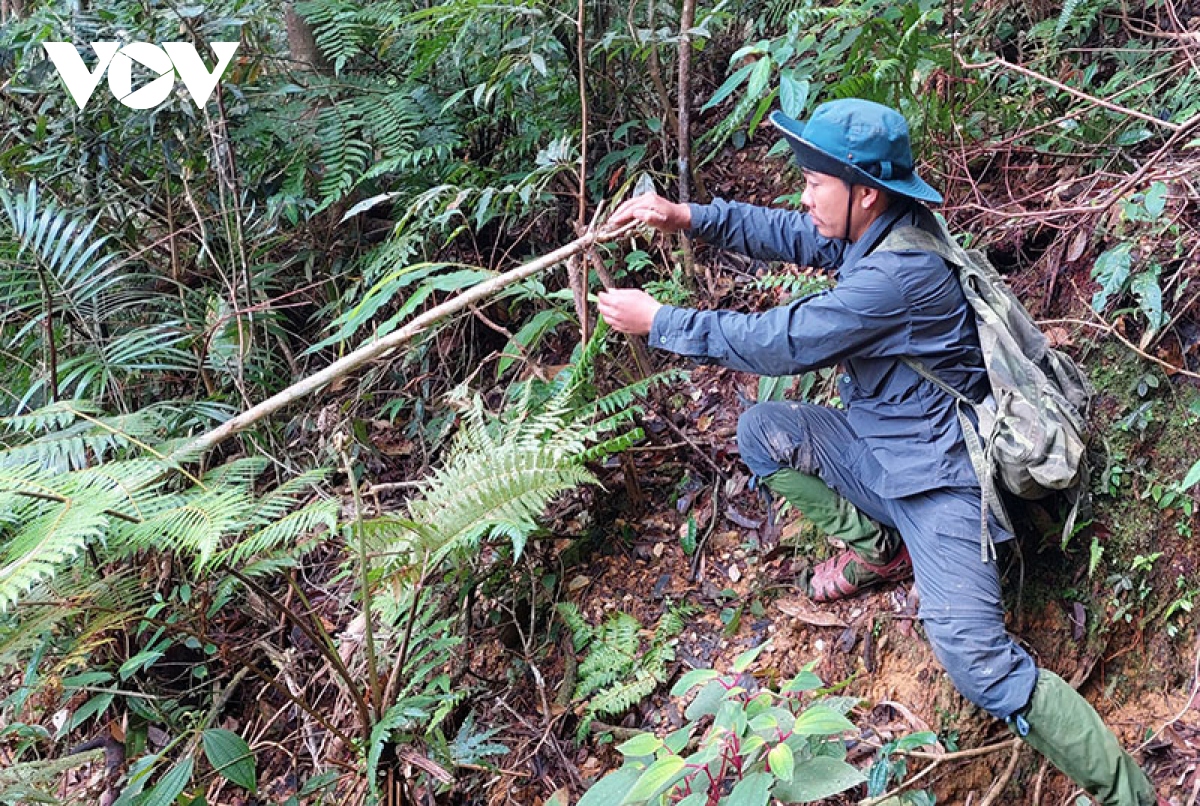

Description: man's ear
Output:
[860,185,890,212]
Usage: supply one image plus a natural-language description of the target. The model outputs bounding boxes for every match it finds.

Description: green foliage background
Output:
[0,0,1196,802]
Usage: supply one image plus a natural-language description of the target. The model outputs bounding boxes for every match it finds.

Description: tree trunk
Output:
[677,0,695,204]
[284,3,330,73]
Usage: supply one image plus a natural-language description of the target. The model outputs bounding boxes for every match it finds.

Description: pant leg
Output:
[888,488,1154,805]
[737,402,901,562]
[887,485,1037,717]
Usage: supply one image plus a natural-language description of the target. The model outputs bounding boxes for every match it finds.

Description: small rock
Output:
[815,639,826,652]
[728,564,742,583]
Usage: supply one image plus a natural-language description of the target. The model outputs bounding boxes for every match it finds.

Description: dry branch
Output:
[180,222,636,458]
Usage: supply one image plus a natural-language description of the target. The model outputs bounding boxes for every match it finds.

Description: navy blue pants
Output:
[738,401,1038,719]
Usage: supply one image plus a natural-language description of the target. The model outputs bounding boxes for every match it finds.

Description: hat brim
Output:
[769,111,943,205]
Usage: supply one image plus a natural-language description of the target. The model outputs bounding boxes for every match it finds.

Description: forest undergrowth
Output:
[1,0,1199,803]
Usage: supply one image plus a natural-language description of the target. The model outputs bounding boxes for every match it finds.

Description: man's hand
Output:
[597,289,663,336]
[607,193,691,234]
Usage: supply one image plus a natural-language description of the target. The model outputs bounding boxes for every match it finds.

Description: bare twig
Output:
[857,738,1022,806]
[978,741,1022,806]
[338,435,382,721]
[179,222,635,458]
[957,54,1181,132]
[1039,314,1200,381]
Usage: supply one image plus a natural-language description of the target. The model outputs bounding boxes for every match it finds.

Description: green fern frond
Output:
[556,602,592,650]
[656,603,701,639]
[0,496,111,611]
[1055,0,1087,38]
[212,499,338,571]
[577,674,659,741]
[0,747,104,803]
[398,399,597,563]
[314,104,372,211]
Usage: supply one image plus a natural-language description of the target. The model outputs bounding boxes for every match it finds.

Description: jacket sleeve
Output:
[648,263,912,376]
[688,198,845,268]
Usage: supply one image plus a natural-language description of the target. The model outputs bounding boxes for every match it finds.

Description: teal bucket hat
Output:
[769,99,943,204]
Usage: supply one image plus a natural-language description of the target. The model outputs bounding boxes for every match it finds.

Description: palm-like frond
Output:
[0,183,120,346]
[0,403,171,473]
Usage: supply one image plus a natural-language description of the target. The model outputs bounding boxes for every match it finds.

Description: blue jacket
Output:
[648,198,989,497]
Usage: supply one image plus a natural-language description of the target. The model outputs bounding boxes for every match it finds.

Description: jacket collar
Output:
[840,201,918,269]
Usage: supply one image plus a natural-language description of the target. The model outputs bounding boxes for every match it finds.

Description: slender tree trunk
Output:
[677,0,695,204]
[572,0,591,343]
[677,0,699,281]
[37,270,59,403]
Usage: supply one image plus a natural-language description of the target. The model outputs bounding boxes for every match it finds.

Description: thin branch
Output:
[1039,314,1200,381]
[338,437,382,722]
[179,223,635,458]
[228,567,373,738]
[957,53,1182,132]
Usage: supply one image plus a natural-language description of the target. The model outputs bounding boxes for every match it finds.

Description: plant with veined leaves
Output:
[577,642,878,806]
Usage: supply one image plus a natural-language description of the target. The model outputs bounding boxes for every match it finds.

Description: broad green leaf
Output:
[748,712,779,732]
[791,704,856,736]
[714,699,749,737]
[664,726,693,754]
[202,729,257,792]
[577,765,642,806]
[1115,127,1153,146]
[119,649,165,681]
[66,693,114,734]
[1131,266,1165,330]
[768,742,795,782]
[781,668,823,693]
[758,374,793,402]
[772,756,866,802]
[1144,181,1168,218]
[731,641,770,673]
[778,73,809,118]
[726,771,772,806]
[622,754,686,803]
[1182,458,1200,491]
[670,668,721,697]
[684,679,728,721]
[617,733,663,758]
[892,730,938,752]
[745,58,773,100]
[141,756,194,806]
[867,757,893,796]
[1091,243,1133,311]
[740,734,766,758]
[676,794,707,806]
[701,62,756,111]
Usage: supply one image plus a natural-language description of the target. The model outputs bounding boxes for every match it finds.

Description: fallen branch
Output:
[179,221,636,458]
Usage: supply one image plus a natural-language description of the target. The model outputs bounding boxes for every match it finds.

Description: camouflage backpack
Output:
[875,211,1094,556]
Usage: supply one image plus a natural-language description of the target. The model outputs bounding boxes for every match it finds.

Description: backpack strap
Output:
[874,223,1010,562]
[902,356,1009,562]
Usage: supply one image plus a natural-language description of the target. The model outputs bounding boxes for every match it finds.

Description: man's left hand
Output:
[597,289,662,336]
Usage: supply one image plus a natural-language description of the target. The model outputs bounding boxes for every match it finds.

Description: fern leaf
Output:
[0,498,111,611]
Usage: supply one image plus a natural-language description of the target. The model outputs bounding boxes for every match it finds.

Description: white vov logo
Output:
[43,41,240,111]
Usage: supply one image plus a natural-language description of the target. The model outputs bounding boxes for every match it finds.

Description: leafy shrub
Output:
[578,643,874,805]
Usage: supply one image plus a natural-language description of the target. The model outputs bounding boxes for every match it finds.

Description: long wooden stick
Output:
[179,222,636,458]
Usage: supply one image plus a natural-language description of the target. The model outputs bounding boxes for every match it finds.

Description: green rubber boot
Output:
[1012,670,1157,806]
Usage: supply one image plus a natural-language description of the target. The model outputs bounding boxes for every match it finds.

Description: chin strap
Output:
[844,181,855,241]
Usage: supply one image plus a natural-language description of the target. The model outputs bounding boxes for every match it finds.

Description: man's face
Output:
[799,169,852,239]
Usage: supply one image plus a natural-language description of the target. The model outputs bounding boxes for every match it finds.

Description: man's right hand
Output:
[607,193,691,234]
